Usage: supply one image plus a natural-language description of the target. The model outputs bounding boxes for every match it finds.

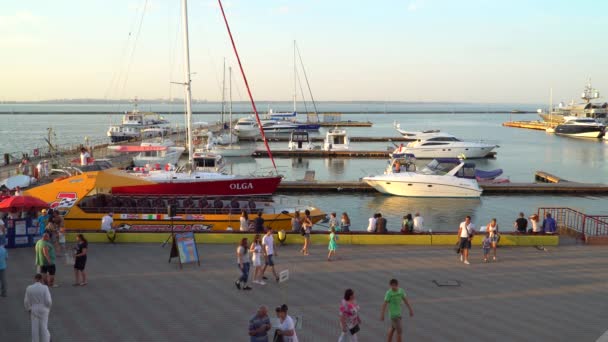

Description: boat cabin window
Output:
[331,135,346,145]
[421,159,460,175]
[426,137,461,142]
[454,165,476,179]
[238,122,254,126]
[421,142,449,146]
[194,158,217,168]
[291,132,309,142]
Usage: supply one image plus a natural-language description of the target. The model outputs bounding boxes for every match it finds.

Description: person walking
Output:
[35,233,57,287]
[339,288,361,342]
[327,227,338,261]
[274,304,298,342]
[340,212,351,232]
[300,209,312,256]
[235,238,252,291]
[381,279,414,342]
[291,211,302,233]
[250,234,265,285]
[413,212,424,232]
[37,209,49,236]
[485,218,499,261]
[514,212,528,234]
[24,274,52,342]
[254,212,265,234]
[482,234,492,263]
[0,244,7,297]
[73,234,88,286]
[240,211,250,232]
[249,305,271,342]
[101,212,116,243]
[261,228,279,283]
[457,216,474,265]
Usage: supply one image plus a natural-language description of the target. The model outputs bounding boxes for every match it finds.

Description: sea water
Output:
[1,102,607,231]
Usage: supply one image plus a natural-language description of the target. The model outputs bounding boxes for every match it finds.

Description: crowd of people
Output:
[247,279,414,342]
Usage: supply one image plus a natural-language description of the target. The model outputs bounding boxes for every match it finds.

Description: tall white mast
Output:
[293,40,297,113]
[229,66,233,147]
[181,0,194,164]
[221,58,226,125]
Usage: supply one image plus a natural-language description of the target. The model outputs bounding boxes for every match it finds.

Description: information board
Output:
[175,232,200,265]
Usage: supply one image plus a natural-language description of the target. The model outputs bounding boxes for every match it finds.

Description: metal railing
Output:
[537,207,608,238]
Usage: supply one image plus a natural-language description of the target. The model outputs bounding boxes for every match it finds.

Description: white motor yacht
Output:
[132,140,185,167]
[234,118,261,138]
[394,122,443,141]
[363,157,483,198]
[394,133,497,159]
[555,117,605,139]
[323,128,350,151]
[288,131,314,151]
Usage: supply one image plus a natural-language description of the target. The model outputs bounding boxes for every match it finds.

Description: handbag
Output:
[273,329,284,342]
[349,324,360,335]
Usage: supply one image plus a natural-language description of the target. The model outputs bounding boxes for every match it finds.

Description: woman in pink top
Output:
[339,288,361,342]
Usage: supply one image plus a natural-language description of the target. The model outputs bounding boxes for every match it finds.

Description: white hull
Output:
[208,145,255,157]
[401,145,495,159]
[363,173,482,198]
[556,131,603,138]
[234,128,260,138]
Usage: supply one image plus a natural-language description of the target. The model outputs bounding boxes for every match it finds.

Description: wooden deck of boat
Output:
[278,180,608,194]
[502,120,557,130]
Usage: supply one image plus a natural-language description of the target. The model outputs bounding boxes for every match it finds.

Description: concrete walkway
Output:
[1,242,607,341]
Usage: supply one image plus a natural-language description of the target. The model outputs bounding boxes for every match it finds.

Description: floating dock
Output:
[502,120,557,131]
[278,180,608,194]
[242,136,415,142]
[253,150,391,158]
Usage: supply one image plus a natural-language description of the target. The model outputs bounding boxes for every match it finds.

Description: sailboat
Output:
[24,0,324,232]
[215,59,239,145]
[207,66,256,157]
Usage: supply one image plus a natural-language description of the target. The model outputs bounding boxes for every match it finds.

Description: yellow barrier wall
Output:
[66,232,559,246]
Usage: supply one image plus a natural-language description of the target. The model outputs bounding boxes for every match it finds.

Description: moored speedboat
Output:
[394,133,497,159]
[323,128,349,151]
[554,117,605,139]
[288,131,314,151]
[363,157,483,198]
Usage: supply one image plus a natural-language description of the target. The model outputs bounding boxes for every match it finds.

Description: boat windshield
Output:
[419,159,460,175]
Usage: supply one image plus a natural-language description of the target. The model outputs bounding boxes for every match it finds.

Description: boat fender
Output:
[165,164,171,171]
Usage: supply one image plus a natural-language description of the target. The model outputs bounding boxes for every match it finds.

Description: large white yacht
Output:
[538,81,608,124]
[392,133,497,159]
[393,122,443,141]
[107,103,170,143]
[554,117,605,139]
[363,157,483,198]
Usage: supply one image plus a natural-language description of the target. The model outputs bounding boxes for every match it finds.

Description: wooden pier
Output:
[242,136,415,142]
[502,120,557,131]
[278,180,608,195]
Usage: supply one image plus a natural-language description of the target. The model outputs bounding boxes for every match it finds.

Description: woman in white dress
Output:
[485,218,499,261]
[250,234,265,285]
[239,211,249,232]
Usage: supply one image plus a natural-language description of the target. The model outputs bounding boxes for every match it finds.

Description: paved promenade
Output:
[2,241,608,341]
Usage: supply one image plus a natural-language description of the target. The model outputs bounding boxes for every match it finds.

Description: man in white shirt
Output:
[457,216,474,265]
[261,228,279,283]
[101,212,114,232]
[367,214,378,233]
[24,274,52,342]
[413,212,424,232]
[80,147,90,166]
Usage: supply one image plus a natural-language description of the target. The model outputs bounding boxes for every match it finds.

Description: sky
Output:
[1,0,607,103]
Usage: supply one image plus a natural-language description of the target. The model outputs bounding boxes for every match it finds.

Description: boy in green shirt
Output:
[381,278,414,342]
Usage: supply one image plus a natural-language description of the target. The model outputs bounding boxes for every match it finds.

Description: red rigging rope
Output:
[217,0,277,172]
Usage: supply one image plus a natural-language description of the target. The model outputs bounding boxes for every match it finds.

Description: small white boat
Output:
[234,118,261,138]
[363,157,483,198]
[0,175,37,190]
[131,140,185,167]
[141,125,171,139]
[323,128,350,151]
[394,133,497,159]
[288,131,314,151]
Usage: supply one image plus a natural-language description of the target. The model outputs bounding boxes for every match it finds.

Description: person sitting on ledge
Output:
[376,213,388,234]
[400,214,413,234]
[542,213,557,234]
[513,212,528,234]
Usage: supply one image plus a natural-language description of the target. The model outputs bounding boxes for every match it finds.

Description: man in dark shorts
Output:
[457,216,474,265]
[254,212,265,234]
[35,233,57,287]
[514,212,528,234]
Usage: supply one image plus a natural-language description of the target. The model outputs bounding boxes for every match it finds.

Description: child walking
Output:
[482,234,491,263]
[327,227,338,261]
[381,278,414,342]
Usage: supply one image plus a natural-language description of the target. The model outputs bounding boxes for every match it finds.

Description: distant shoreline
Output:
[0,111,535,115]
